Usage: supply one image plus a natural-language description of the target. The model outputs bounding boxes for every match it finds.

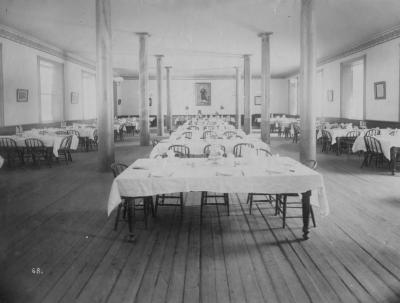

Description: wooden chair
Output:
[293,124,300,143]
[340,130,360,154]
[223,131,236,139]
[233,143,254,157]
[188,125,199,131]
[361,136,388,168]
[275,160,317,228]
[57,135,73,164]
[321,130,333,152]
[182,131,192,139]
[201,144,229,215]
[155,145,190,215]
[365,128,380,137]
[24,138,51,167]
[0,138,23,167]
[168,145,190,158]
[111,163,155,232]
[89,129,98,151]
[247,149,275,214]
[67,129,83,151]
[256,148,272,157]
[203,144,226,157]
[203,130,217,139]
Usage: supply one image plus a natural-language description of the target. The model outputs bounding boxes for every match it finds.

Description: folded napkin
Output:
[216,167,239,176]
[132,165,149,170]
[149,170,173,178]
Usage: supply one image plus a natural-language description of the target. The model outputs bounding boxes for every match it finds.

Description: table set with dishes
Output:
[108,119,329,240]
[108,153,329,240]
[0,129,79,157]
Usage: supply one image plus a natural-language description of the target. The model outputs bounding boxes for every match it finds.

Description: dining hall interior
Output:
[1,0,400,302]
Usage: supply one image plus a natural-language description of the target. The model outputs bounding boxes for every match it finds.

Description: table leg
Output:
[302,190,312,240]
[390,147,399,176]
[336,137,340,156]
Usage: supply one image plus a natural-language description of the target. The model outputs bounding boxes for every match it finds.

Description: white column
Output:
[299,0,317,165]
[259,32,273,144]
[243,54,251,135]
[137,32,150,146]
[165,66,172,131]
[234,66,241,129]
[155,55,164,136]
[95,0,114,171]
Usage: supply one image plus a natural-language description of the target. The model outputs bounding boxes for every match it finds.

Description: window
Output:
[39,58,64,122]
[340,57,365,119]
[82,71,96,119]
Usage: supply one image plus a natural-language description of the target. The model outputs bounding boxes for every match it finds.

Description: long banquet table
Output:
[149,137,270,158]
[0,133,79,157]
[108,157,329,239]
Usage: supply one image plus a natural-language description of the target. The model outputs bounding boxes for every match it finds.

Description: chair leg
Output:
[127,200,133,234]
[200,192,205,218]
[155,195,159,215]
[310,205,316,227]
[249,193,253,214]
[149,196,156,217]
[282,195,287,228]
[180,192,184,216]
[114,203,122,231]
[224,193,229,216]
[275,194,280,215]
[143,198,148,229]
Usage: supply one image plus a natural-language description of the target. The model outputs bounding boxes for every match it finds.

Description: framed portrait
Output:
[16,89,28,102]
[71,92,79,104]
[254,96,261,105]
[327,89,334,102]
[374,81,386,99]
[195,83,211,106]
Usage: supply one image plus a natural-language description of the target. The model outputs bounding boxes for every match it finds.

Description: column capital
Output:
[154,54,164,59]
[136,32,150,38]
[243,54,251,58]
[258,32,273,38]
[165,66,172,70]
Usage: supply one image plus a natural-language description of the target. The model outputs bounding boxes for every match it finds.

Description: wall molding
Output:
[285,24,400,79]
[0,24,95,71]
[121,74,283,81]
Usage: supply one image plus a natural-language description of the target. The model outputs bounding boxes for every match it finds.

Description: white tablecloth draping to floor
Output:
[0,134,79,157]
[107,157,329,217]
[149,137,270,158]
[316,128,353,145]
[352,134,400,160]
[317,128,395,146]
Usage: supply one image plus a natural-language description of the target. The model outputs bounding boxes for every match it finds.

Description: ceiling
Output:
[1,0,400,78]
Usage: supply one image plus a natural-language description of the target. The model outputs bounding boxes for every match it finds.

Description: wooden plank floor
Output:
[1,135,400,303]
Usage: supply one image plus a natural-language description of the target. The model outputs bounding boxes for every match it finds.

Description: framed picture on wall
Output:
[71,92,79,104]
[327,89,334,102]
[16,89,28,102]
[374,81,386,99]
[195,83,211,106]
[254,96,261,105]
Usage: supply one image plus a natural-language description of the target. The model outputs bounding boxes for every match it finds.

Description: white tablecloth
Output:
[0,134,78,157]
[107,157,329,217]
[352,134,400,160]
[150,137,270,158]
